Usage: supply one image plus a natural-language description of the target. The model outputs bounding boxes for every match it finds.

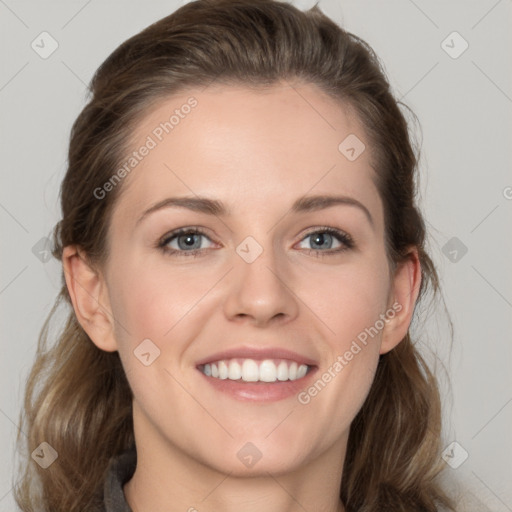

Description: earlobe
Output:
[62,245,118,352]
[380,248,422,355]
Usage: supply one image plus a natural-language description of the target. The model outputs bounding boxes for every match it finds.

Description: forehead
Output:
[112,81,383,227]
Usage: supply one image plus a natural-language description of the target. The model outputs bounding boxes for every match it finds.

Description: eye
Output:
[296,227,354,255]
[157,226,354,258]
[158,228,214,256]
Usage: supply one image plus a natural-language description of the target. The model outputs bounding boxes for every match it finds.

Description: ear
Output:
[380,247,422,355]
[62,245,118,352]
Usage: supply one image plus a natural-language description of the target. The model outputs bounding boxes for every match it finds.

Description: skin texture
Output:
[63,81,421,512]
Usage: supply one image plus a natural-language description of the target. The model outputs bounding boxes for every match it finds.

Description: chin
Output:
[191,437,314,477]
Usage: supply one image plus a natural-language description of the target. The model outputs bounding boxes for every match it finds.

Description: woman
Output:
[14,0,457,510]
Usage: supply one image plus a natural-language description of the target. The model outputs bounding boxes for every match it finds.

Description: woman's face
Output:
[86,82,415,475]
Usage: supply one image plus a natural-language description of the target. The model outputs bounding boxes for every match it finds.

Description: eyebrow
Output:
[136,194,374,227]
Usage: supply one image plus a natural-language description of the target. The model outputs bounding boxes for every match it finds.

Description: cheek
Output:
[299,258,391,345]
[108,260,211,343]
[108,244,391,356]
[297,272,388,444]
[296,258,390,406]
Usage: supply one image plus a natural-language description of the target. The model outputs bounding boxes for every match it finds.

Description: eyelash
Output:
[157,226,355,258]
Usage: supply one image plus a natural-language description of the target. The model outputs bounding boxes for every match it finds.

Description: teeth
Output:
[297,364,307,379]
[259,360,276,382]
[242,359,259,382]
[228,360,242,380]
[277,361,288,381]
[201,358,310,383]
[289,361,297,380]
[219,360,229,379]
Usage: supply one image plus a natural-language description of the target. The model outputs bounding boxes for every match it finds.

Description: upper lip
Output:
[195,346,318,367]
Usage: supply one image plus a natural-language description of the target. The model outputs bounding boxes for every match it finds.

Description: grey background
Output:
[1,0,511,510]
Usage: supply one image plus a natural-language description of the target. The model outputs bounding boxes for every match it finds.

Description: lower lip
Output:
[197,367,318,402]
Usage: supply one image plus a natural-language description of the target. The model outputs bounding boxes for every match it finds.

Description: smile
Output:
[199,358,311,383]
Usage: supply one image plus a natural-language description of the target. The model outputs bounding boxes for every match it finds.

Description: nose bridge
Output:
[223,232,298,324]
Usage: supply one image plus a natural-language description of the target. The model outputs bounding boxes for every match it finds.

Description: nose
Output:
[223,240,299,327]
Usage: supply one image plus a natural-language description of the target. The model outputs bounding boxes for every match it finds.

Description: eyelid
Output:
[157,225,355,256]
[158,226,216,252]
[298,225,353,243]
[159,226,211,243]
[295,226,354,252]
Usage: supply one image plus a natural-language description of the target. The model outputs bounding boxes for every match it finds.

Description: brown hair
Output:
[14,0,455,510]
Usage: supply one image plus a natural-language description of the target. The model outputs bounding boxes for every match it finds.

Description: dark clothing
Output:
[96,448,136,512]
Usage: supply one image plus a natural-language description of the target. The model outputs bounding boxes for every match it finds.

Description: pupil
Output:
[179,234,199,249]
[312,233,331,249]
